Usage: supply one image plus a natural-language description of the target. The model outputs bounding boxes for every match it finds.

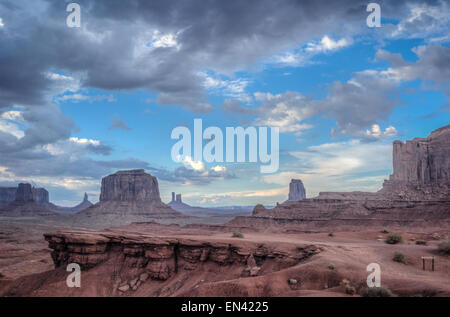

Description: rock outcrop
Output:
[0,187,18,208]
[379,125,450,200]
[76,170,184,223]
[40,230,319,296]
[14,183,34,203]
[229,125,450,231]
[53,193,93,214]
[0,184,50,208]
[0,183,57,216]
[100,170,161,203]
[288,179,306,201]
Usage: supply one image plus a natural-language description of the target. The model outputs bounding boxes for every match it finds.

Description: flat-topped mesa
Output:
[380,124,450,200]
[15,183,35,203]
[288,179,306,201]
[100,169,161,203]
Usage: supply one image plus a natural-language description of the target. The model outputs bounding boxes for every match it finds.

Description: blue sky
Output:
[0,0,449,206]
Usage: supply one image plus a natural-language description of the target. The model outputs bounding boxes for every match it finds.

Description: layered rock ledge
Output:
[44,230,320,294]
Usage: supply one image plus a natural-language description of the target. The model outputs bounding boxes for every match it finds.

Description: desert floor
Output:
[0,217,449,297]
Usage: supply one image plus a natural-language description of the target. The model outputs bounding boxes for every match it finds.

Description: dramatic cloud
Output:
[224,43,449,139]
[390,1,450,40]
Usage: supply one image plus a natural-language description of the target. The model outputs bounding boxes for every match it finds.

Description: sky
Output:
[0,0,449,207]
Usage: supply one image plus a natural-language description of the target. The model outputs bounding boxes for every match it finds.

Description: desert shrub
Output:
[385,234,403,244]
[420,289,438,297]
[328,263,335,270]
[345,285,356,295]
[232,232,244,238]
[361,286,394,297]
[438,241,450,255]
[393,252,407,264]
[328,232,334,237]
[415,240,427,246]
[381,229,389,234]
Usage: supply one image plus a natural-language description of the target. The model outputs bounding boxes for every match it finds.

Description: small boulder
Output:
[118,284,130,292]
[139,273,149,282]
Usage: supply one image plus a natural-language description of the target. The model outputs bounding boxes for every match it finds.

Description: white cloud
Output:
[181,156,207,172]
[365,124,398,140]
[201,72,251,102]
[0,17,4,28]
[391,2,450,39]
[150,30,181,50]
[271,35,352,67]
[0,119,24,139]
[252,92,315,133]
[55,93,116,103]
[211,165,226,173]
[305,36,351,53]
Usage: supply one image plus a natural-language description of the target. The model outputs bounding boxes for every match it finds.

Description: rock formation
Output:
[0,183,57,216]
[31,230,319,296]
[288,179,306,201]
[0,187,18,208]
[53,193,93,214]
[14,183,34,203]
[379,124,450,200]
[228,125,450,231]
[176,194,182,203]
[0,185,50,207]
[76,170,184,223]
[100,169,161,203]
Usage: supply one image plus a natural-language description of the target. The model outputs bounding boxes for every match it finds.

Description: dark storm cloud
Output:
[0,0,447,187]
[0,0,373,112]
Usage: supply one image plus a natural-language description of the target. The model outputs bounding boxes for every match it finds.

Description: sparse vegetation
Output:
[345,285,356,295]
[340,279,356,295]
[393,252,407,264]
[232,232,244,238]
[420,289,438,297]
[438,241,450,255]
[415,240,427,246]
[361,286,394,297]
[381,229,389,234]
[385,234,403,244]
[328,263,335,270]
[328,232,334,237]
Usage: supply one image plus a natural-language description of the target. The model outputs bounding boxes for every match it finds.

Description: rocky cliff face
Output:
[0,187,17,208]
[43,230,319,295]
[33,188,49,204]
[100,169,161,203]
[391,125,449,184]
[288,179,306,201]
[380,125,450,200]
[15,183,35,203]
